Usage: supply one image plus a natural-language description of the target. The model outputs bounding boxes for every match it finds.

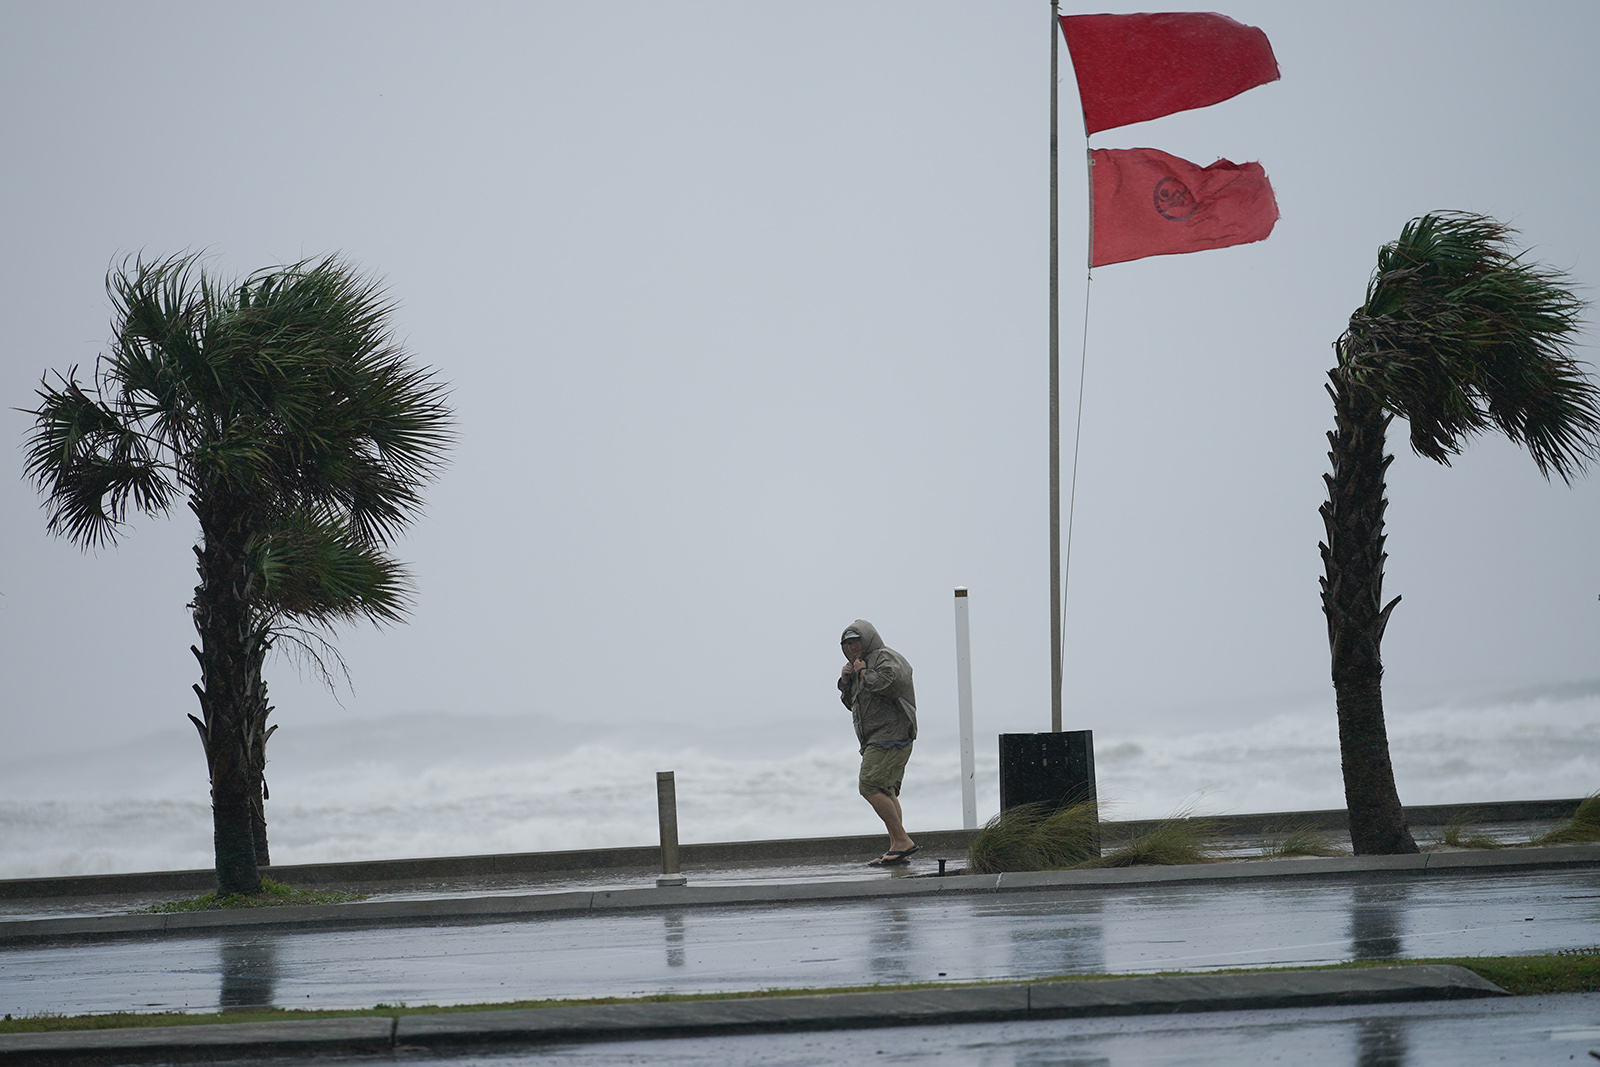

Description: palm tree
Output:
[25,254,452,894]
[1321,213,1600,854]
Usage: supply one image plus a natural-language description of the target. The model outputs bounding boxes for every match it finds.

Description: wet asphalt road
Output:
[4,866,1597,1017]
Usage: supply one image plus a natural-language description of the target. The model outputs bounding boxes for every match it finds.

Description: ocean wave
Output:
[1,687,1595,879]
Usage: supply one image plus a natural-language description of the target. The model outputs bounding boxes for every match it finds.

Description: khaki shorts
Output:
[858,742,913,797]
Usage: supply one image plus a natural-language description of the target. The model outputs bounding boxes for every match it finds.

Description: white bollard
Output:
[954,587,977,830]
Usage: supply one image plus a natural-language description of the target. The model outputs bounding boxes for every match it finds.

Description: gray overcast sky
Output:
[2,2,1597,765]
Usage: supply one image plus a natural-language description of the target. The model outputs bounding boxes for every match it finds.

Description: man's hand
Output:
[841,663,856,681]
[853,658,867,672]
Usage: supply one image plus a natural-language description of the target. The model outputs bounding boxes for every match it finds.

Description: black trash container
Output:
[998,730,1097,811]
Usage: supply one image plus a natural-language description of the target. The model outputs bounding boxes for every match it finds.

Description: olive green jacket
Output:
[837,619,917,752]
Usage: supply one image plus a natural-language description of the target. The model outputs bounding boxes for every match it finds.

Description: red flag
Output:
[1061,13,1279,135]
[1091,148,1277,267]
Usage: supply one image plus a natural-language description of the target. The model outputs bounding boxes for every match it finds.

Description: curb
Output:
[0,1017,396,1065]
[3,845,1597,945]
[0,965,1505,1064]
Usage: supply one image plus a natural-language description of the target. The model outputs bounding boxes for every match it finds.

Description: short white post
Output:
[954,587,977,830]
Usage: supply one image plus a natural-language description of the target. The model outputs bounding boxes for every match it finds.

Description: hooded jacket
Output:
[838,619,917,751]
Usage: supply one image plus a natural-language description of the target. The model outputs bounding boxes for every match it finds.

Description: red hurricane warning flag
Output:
[1060,12,1280,135]
[1091,148,1277,267]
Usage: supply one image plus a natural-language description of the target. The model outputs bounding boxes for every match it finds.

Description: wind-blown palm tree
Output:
[25,254,452,894]
[1321,213,1600,854]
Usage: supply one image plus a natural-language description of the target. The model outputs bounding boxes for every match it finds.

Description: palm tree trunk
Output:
[189,492,266,896]
[1320,370,1419,855]
[247,695,273,868]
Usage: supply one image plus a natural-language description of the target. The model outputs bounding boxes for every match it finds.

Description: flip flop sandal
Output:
[867,844,921,866]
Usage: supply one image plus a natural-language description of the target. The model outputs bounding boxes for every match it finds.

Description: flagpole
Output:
[1049,0,1063,734]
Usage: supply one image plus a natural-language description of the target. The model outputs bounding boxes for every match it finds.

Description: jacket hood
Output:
[842,619,884,656]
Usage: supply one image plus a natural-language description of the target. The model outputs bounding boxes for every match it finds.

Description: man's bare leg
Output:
[865,792,914,854]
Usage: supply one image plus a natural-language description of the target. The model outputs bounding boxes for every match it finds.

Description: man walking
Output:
[838,620,918,866]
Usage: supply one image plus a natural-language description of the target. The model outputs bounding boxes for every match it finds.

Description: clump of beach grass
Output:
[1435,818,1507,850]
[965,799,1100,874]
[1082,811,1219,868]
[143,878,365,913]
[1258,825,1347,858]
[1530,793,1600,846]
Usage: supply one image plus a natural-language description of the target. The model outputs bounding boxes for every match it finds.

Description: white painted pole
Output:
[954,587,977,830]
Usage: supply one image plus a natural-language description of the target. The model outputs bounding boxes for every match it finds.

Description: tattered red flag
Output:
[1091,147,1277,267]
[1061,13,1280,135]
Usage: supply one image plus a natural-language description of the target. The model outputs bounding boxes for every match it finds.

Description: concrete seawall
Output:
[0,797,1582,900]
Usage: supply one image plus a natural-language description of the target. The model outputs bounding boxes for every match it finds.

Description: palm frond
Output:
[106,254,213,433]
[253,509,414,627]
[1338,212,1600,480]
[267,625,355,694]
[207,257,454,528]
[23,372,175,545]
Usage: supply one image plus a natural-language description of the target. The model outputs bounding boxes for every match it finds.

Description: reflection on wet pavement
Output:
[1355,1016,1407,1067]
[662,914,685,969]
[218,935,280,1012]
[1348,882,1408,961]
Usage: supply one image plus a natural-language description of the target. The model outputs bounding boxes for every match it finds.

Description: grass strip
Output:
[5,949,1596,1035]
[142,878,365,913]
[1439,946,1600,995]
